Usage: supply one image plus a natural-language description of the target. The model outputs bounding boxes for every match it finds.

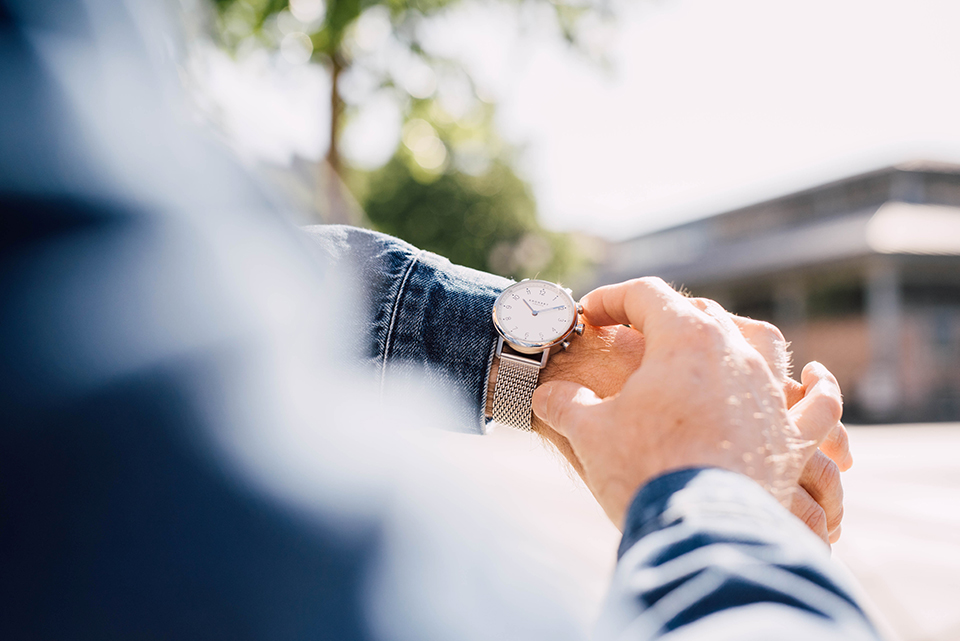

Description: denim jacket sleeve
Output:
[602,468,881,641]
[301,224,511,434]
[301,226,880,641]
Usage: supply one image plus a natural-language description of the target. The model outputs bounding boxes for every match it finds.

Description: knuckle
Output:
[697,317,726,341]
[819,364,841,387]
[700,297,727,314]
[681,320,726,352]
[638,276,668,289]
[623,277,670,309]
[746,318,785,343]
[828,504,845,531]
[821,393,844,423]
[630,277,668,297]
[809,381,843,424]
[824,423,848,452]
[795,496,828,535]
[805,504,828,535]
[807,361,841,388]
[744,350,771,373]
[811,509,827,535]
[758,320,786,343]
[815,459,843,500]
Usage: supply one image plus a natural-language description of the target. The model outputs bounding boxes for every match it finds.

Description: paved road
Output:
[832,424,960,641]
[433,423,960,641]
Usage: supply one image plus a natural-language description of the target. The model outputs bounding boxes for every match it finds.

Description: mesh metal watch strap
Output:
[492,355,541,431]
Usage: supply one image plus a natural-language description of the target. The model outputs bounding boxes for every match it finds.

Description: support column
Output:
[859,256,903,419]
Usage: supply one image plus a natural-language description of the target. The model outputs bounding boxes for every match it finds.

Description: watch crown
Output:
[574,323,585,336]
[561,340,571,351]
[576,303,584,314]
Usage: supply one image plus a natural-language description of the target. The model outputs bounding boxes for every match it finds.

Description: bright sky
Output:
[198,0,960,240]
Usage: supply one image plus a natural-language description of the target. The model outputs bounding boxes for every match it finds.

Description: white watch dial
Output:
[493,280,577,348]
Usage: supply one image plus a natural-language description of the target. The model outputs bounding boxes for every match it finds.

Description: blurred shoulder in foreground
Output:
[0,1,581,640]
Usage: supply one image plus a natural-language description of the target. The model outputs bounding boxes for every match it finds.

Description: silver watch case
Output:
[491,279,583,357]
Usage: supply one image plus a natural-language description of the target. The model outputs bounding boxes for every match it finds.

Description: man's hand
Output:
[695,300,852,544]
[533,323,646,477]
[487,285,852,543]
[486,323,646,477]
[530,278,843,530]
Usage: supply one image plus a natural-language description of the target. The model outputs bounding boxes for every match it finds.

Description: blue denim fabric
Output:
[0,2,882,637]
[303,225,511,434]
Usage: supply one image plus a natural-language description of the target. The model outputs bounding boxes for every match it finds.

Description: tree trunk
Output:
[327,52,343,177]
[320,53,351,224]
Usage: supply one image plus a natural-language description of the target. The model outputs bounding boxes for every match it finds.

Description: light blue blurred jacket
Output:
[0,1,879,640]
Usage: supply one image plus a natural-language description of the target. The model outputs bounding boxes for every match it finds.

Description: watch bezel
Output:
[492,279,578,354]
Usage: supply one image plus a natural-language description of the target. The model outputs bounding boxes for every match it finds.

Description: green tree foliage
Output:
[361,151,581,281]
[210,0,609,280]
[352,101,582,280]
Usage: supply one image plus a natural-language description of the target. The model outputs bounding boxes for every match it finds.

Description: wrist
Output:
[487,323,646,479]
[484,357,499,420]
[484,328,608,431]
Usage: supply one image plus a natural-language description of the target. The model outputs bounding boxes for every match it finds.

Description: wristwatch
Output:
[490,279,584,431]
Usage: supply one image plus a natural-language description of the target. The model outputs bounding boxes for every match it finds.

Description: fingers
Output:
[580,278,704,341]
[789,485,830,545]
[782,378,805,409]
[819,421,853,471]
[790,362,844,451]
[730,314,804,407]
[829,524,842,544]
[532,381,603,443]
[728,314,792,384]
[687,298,793,383]
[799,449,844,538]
[687,297,742,337]
[789,361,852,470]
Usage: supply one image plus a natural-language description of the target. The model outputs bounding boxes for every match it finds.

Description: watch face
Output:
[493,280,577,350]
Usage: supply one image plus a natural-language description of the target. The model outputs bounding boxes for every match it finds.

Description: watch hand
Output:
[522,298,538,315]
[538,305,567,313]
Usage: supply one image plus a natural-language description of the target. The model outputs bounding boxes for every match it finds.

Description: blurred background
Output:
[177,0,959,638]
[183,0,960,424]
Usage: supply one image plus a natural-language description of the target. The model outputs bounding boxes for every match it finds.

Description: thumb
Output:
[532,381,602,441]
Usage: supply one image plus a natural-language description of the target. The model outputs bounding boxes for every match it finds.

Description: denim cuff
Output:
[302,225,511,435]
[386,250,511,434]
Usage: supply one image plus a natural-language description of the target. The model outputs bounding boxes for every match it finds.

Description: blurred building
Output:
[599,161,960,422]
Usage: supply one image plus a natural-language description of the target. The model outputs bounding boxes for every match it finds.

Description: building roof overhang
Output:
[866,203,960,255]
[607,202,960,287]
